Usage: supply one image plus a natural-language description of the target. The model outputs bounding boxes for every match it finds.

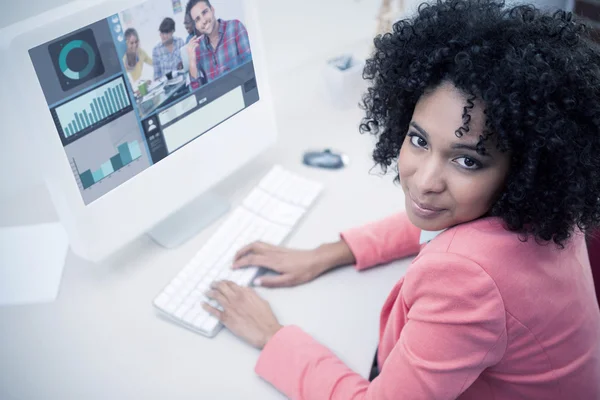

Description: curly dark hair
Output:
[360,0,600,247]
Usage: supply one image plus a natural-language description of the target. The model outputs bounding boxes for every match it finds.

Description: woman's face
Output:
[126,35,139,54]
[398,81,511,232]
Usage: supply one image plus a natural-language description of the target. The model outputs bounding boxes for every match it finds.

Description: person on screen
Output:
[122,28,153,83]
[152,17,185,80]
[184,13,195,44]
[199,1,600,399]
[184,0,251,87]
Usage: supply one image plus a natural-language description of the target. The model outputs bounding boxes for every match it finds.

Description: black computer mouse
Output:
[302,149,348,169]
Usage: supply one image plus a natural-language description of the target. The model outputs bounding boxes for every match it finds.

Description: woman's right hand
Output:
[231,242,339,288]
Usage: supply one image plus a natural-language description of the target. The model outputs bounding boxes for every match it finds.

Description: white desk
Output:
[0,7,415,400]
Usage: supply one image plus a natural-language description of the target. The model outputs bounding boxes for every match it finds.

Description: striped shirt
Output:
[152,37,185,80]
[191,19,251,88]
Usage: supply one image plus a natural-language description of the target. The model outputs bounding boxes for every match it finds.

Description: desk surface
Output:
[0,8,415,400]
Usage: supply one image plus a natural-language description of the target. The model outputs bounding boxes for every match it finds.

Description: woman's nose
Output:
[414,160,446,194]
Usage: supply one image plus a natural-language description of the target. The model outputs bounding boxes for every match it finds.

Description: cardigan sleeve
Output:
[340,212,422,271]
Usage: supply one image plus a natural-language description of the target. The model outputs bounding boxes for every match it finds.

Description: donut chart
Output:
[58,39,96,80]
[49,28,105,91]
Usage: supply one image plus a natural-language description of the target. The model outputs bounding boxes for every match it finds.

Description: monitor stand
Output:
[147,191,230,249]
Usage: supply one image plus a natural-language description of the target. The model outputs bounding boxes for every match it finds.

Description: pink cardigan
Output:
[255,213,600,399]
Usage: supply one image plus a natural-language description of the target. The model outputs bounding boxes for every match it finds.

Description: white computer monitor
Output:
[2,0,277,262]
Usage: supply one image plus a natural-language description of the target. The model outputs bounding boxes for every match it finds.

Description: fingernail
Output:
[253,278,262,286]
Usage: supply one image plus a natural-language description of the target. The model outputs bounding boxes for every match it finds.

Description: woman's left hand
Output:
[203,280,283,349]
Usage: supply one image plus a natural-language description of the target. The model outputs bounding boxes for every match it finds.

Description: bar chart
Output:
[75,140,142,189]
[56,76,131,139]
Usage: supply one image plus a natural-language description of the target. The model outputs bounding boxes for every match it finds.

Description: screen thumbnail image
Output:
[64,111,151,205]
[116,0,254,118]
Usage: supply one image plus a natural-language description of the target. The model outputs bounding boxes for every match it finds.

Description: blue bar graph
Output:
[128,141,141,160]
[91,102,98,123]
[100,160,114,177]
[92,169,104,182]
[78,140,142,189]
[104,92,112,115]
[111,88,120,110]
[109,90,116,113]
[118,142,132,165]
[93,99,100,120]
[118,86,126,108]
[56,77,131,139]
[102,97,110,117]
[114,87,121,110]
[75,113,82,131]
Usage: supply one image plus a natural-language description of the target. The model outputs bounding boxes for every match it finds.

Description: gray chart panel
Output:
[64,111,150,205]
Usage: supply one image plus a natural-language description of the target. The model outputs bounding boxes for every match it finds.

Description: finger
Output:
[231,253,273,270]
[233,241,270,261]
[205,289,228,307]
[255,274,296,288]
[211,279,238,298]
[202,302,223,320]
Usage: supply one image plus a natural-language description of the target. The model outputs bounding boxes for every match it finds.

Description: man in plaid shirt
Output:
[152,18,185,81]
[185,0,252,89]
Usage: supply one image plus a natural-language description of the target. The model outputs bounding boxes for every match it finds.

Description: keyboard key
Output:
[164,302,178,314]
[154,293,170,309]
[163,285,175,296]
[174,306,188,320]
[201,315,220,332]
[183,309,202,325]
[192,313,209,328]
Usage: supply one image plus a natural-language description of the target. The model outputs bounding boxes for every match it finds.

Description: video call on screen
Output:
[29,0,259,205]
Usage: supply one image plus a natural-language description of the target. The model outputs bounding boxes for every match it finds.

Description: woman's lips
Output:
[409,196,446,219]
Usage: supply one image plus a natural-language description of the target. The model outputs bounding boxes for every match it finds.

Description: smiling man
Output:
[185,0,252,87]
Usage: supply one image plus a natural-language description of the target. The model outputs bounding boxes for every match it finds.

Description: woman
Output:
[202,1,600,398]
[122,28,152,83]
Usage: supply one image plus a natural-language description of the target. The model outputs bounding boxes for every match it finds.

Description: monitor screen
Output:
[29,0,259,205]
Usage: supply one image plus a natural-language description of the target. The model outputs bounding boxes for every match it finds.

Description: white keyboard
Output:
[153,165,323,337]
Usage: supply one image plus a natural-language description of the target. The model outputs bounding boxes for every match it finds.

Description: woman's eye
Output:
[454,156,481,170]
[409,135,427,148]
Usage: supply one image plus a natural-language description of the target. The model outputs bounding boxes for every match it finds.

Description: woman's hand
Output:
[232,240,356,288]
[232,242,328,287]
[203,280,282,349]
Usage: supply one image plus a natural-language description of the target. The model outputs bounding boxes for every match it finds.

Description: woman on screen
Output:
[201,0,600,398]
[122,28,153,84]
